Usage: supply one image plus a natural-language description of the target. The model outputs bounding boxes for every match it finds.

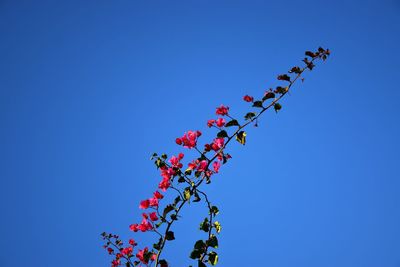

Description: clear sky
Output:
[1,1,400,267]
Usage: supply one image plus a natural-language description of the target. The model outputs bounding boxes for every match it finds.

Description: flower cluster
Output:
[215,105,229,116]
[102,47,330,267]
[129,212,159,233]
[207,118,226,128]
[175,130,202,149]
[102,233,154,267]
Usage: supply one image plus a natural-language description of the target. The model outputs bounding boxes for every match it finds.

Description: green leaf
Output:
[207,234,218,248]
[159,260,168,266]
[178,176,186,183]
[208,251,218,266]
[150,153,158,160]
[225,119,239,127]
[185,168,192,175]
[198,260,207,267]
[289,66,301,74]
[274,103,282,113]
[305,51,316,58]
[210,206,219,216]
[161,153,168,160]
[214,221,222,233]
[190,249,202,259]
[166,231,175,241]
[153,237,162,250]
[163,204,175,218]
[194,240,206,250]
[244,112,256,121]
[277,74,291,82]
[217,130,228,138]
[235,131,246,145]
[275,86,288,94]
[200,217,210,232]
[262,91,275,101]
[184,188,192,201]
[252,101,263,108]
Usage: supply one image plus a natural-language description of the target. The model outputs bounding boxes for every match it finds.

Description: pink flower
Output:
[159,177,170,191]
[243,95,254,102]
[207,119,215,127]
[129,224,139,232]
[149,212,158,221]
[216,105,229,116]
[139,218,153,232]
[139,199,150,209]
[216,117,226,127]
[121,246,133,256]
[136,247,149,264]
[188,160,198,170]
[169,153,184,168]
[204,144,212,152]
[151,253,157,261]
[213,161,221,173]
[149,197,159,207]
[197,160,208,172]
[211,138,225,151]
[160,166,175,180]
[175,130,201,149]
[153,191,164,199]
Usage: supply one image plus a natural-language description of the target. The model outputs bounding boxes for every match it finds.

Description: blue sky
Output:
[1,1,400,266]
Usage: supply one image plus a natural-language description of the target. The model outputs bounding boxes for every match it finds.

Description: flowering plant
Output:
[102,47,330,267]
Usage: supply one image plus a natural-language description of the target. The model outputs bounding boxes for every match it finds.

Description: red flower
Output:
[197,160,208,172]
[204,143,212,152]
[139,199,150,209]
[107,247,114,254]
[153,191,164,199]
[216,105,229,116]
[138,218,153,232]
[149,212,158,221]
[169,154,184,168]
[149,197,159,208]
[159,177,170,191]
[129,239,137,246]
[129,224,139,232]
[136,247,149,264]
[160,166,175,180]
[211,138,225,151]
[207,119,215,127]
[213,161,221,173]
[151,253,157,261]
[121,246,133,256]
[187,160,197,170]
[111,259,120,267]
[243,95,254,102]
[216,118,226,127]
[176,130,201,149]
